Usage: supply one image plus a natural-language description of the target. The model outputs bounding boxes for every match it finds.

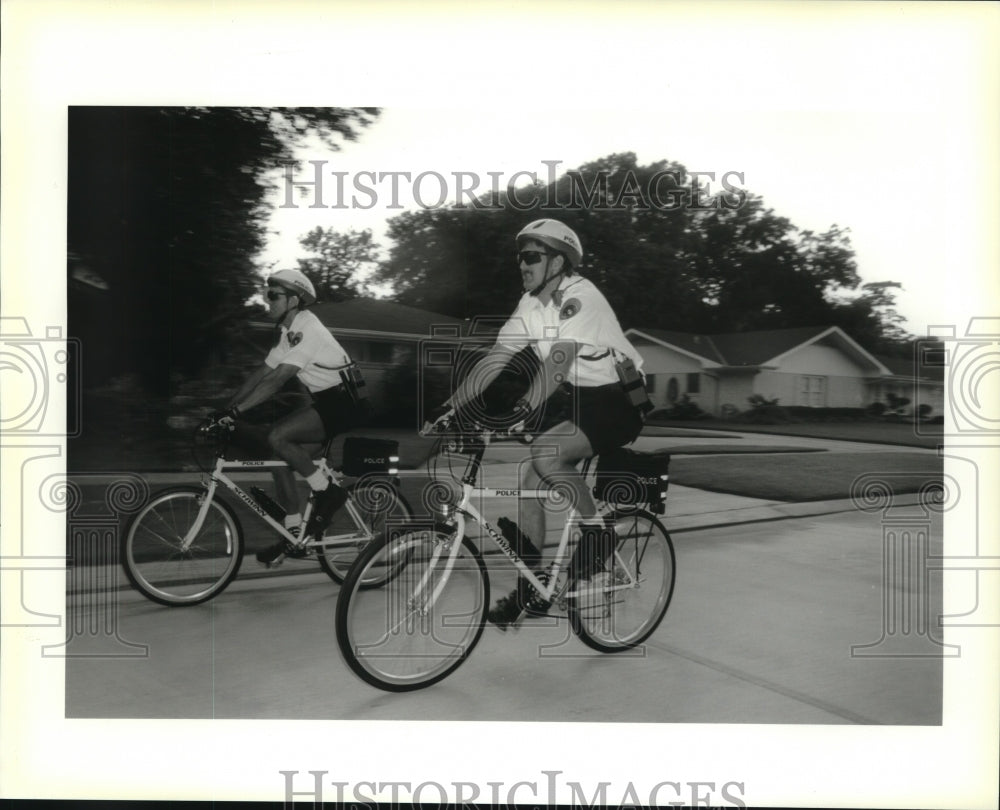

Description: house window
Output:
[666,377,679,403]
[686,373,700,394]
[368,341,394,364]
[337,339,395,364]
[798,375,827,407]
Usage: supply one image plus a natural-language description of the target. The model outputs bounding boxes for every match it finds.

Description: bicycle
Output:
[122,420,414,607]
[335,413,676,691]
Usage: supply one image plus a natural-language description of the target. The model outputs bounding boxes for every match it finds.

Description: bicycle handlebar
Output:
[421,408,534,444]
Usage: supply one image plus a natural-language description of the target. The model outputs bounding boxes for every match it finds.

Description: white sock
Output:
[306,468,330,491]
[284,514,302,530]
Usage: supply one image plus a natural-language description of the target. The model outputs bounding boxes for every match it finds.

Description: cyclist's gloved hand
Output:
[509,398,535,443]
[510,397,532,426]
[208,406,239,429]
[422,403,455,435]
[424,405,455,433]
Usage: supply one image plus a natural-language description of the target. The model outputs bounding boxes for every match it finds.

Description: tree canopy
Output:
[295,227,379,302]
[372,152,911,353]
[67,106,379,391]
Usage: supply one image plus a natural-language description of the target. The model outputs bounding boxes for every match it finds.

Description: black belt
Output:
[578,350,611,362]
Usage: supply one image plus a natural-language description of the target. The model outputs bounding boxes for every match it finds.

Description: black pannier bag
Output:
[341,437,400,476]
[593,447,670,514]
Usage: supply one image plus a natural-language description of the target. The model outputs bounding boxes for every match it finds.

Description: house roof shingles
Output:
[310,299,463,338]
[633,325,830,366]
[630,325,943,382]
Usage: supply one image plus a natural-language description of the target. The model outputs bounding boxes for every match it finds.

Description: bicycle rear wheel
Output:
[122,486,244,607]
[336,522,489,692]
[317,480,414,586]
[568,510,675,652]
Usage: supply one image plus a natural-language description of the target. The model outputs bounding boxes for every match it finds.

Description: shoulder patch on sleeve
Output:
[559,298,582,320]
[287,331,303,347]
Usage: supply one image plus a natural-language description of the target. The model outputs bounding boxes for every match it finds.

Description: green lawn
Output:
[659,444,823,455]
[648,418,944,449]
[670,451,943,502]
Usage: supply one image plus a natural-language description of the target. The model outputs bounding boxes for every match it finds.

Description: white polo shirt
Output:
[265,310,351,393]
[495,276,643,387]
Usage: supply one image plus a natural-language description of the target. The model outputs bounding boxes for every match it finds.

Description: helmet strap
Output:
[273,290,301,327]
[529,255,565,297]
[282,300,301,327]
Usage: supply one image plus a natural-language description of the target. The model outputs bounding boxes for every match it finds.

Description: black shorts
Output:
[311,384,363,437]
[228,385,360,459]
[535,382,643,455]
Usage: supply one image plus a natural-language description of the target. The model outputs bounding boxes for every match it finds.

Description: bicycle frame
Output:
[422,434,642,610]
[180,454,373,552]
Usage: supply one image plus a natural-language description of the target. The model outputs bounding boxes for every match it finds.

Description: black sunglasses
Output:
[266,288,291,301]
[517,250,550,266]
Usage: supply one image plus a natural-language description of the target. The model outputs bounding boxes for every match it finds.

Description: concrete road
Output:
[65,506,944,725]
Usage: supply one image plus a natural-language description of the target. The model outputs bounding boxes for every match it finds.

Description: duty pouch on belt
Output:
[613,351,654,416]
[339,362,370,407]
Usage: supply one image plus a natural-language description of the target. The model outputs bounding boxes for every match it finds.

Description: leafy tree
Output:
[827,281,912,355]
[295,227,379,302]
[375,153,704,326]
[375,152,880,346]
[67,106,380,392]
[682,197,861,332]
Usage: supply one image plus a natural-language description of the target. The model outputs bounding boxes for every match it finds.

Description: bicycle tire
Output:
[122,486,244,607]
[568,509,675,652]
[317,480,414,586]
[335,522,489,692]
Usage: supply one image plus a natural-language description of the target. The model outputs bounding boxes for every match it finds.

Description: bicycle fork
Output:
[181,478,221,552]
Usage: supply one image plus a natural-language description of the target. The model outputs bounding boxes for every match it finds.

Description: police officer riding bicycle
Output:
[210,269,365,566]
[433,219,647,627]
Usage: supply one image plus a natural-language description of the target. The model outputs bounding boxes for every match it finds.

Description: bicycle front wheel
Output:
[317,479,414,586]
[336,522,489,692]
[568,510,675,652]
[122,486,244,607]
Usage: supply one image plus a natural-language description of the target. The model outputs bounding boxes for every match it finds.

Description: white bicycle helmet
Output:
[516,219,583,268]
[268,268,316,305]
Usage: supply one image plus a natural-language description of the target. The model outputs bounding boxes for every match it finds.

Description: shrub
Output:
[741,394,793,424]
[917,403,933,420]
[664,394,707,420]
[719,403,740,420]
[866,401,887,417]
[784,406,867,422]
[885,392,911,414]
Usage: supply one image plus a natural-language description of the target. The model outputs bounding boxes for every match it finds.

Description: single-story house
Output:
[625,325,945,417]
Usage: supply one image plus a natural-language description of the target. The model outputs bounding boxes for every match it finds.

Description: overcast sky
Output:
[257,16,997,338]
